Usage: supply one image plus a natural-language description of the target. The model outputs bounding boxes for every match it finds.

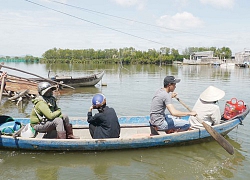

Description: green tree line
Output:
[41,46,232,64]
[0,46,232,64]
[0,55,39,62]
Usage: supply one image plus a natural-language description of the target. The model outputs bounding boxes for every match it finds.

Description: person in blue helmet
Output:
[87,93,120,139]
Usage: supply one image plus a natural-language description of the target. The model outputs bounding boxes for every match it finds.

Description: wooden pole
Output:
[0,75,6,104]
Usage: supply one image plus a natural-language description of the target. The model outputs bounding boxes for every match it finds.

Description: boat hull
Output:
[28,71,105,88]
[0,120,241,151]
[0,106,249,151]
[53,71,104,87]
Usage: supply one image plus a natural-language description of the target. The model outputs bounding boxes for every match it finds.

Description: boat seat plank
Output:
[56,76,72,80]
[74,129,92,139]
[120,127,151,138]
[35,132,46,139]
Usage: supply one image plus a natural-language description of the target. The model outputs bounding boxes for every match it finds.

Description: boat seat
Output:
[190,125,203,129]
[149,122,192,135]
[35,132,46,139]
[55,76,72,79]
[149,123,170,135]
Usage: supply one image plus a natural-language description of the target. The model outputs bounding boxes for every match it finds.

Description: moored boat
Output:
[0,105,249,151]
[1,64,104,90]
[50,70,105,87]
[2,71,104,98]
[220,63,235,69]
[29,70,105,88]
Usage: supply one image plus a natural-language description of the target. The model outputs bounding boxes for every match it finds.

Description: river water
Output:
[0,62,250,179]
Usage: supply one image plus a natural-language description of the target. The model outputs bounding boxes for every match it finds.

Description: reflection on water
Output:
[0,139,246,180]
[0,98,31,117]
[0,62,250,179]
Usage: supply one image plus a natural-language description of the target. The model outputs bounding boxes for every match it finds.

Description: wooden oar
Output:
[0,64,75,89]
[0,75,6,104]
[175,97,234,155]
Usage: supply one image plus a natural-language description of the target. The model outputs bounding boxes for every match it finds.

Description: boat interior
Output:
[35,125,152,139]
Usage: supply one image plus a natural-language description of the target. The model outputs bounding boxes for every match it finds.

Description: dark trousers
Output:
[89,124,96,138]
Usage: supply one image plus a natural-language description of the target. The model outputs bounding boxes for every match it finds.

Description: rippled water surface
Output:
[0,62,250,180]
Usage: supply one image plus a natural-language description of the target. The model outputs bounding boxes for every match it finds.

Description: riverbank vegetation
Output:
[0,55,39,63]
[41,46,232,65]
[0,46,232,64]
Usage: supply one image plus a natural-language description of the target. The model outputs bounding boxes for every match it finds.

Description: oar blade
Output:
[202,122,234,155]
[175,97,235,155]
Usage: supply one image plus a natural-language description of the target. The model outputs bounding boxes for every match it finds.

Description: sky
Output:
[0,0,250,57]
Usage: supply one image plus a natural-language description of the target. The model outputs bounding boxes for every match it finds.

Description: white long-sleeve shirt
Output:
[189,99,221,127]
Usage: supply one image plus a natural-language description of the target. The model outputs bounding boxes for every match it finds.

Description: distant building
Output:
[235,49,250,64]
[183,51,219,65]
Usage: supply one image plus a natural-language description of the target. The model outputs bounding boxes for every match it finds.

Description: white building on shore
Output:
[235,49,250,64]
[183,51,219,65]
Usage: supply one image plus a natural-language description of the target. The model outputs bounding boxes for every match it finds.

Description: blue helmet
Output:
[92,93,106,109]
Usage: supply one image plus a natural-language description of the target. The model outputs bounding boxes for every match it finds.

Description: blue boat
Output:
[0,106,249,151]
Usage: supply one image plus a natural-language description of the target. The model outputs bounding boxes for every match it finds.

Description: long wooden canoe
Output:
[0,105,249,151]
[30,71,105,88]
[51,70,105,87]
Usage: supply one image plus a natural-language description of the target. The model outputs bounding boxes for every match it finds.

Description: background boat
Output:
[29,70,105,88]
[220,62,235,69]
[51,70,105,87]
[1,68,104,103]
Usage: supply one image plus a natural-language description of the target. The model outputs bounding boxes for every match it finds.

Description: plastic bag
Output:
[20,123,36,138]
[223,98,246,120]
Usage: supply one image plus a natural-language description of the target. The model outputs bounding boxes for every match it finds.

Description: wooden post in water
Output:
[0,76,6,104]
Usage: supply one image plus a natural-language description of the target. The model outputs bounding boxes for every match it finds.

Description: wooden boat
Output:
[2,70,104,98]
[0,105,249,151]
[236,63,249,68]
[28,70,105,88]
[50,70,105,87]
[5,74,38,95]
